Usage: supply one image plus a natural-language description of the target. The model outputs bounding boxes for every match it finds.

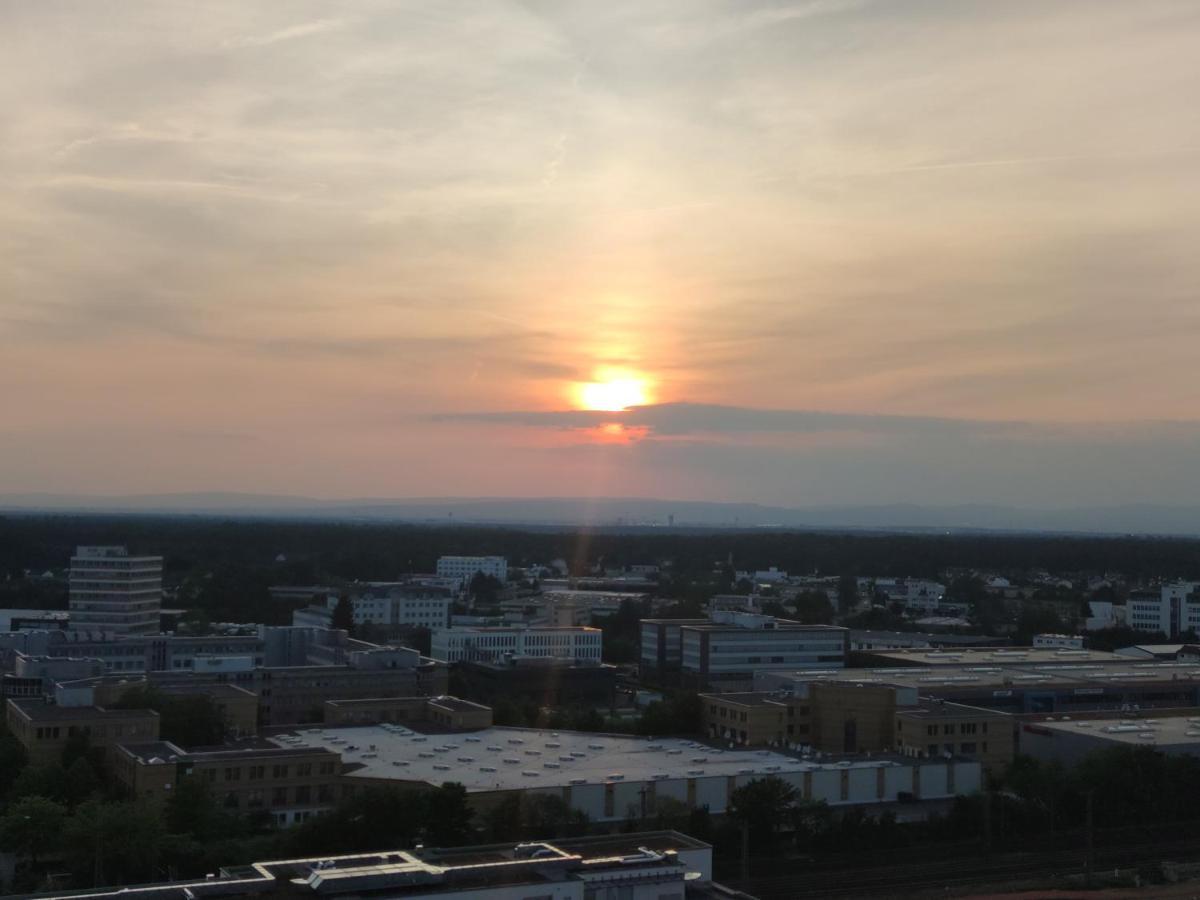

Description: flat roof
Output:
[7,699,159,721]
[1032,714,1200,748]
[270,724,912,792]
[697,692,791,708]
[898,699,1011,720]
[760,659,1200,692]
[855,648,1124,665]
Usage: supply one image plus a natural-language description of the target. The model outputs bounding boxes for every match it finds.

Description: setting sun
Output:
[574,370,651,411]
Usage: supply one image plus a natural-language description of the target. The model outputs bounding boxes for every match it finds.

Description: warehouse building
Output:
[1020,713,1200,765]
[268,722,982,823]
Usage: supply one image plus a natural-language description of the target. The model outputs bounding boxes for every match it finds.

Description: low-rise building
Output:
[436,555,508,587]
[24,831,728,900]
[112,740,343,826]
[895,700,1015,776]
[1020,713,1200,766]
[1032,633,1086,650]
[430,625,602,664]
[453,657,618,707]
[5,697,160,766]
[322,695,493,730]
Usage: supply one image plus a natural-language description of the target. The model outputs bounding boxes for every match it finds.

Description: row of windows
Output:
[201,761,337,781]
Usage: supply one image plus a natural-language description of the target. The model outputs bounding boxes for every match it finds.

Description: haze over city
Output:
[4,1,1200,512]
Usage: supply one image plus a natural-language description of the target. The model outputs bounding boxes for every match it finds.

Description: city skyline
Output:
[4,1,1200,508]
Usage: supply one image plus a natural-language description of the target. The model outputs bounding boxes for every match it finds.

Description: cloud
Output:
[433,401,1032,438]
[223,18,349,49]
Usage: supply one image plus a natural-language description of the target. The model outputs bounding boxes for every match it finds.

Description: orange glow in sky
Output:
[574,370,651,412]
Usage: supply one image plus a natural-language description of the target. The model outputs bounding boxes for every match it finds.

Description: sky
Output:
[2,1,1200,509]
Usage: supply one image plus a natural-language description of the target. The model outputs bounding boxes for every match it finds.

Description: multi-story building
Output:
[872,578,947,612]
[150,647,448,727]
[1128,582,1200,637]
[325,582,453,629]
[430,625,601,664]
[678,612,847,691]
[68,546,162,635]
[640,618,712,683]
[5,697,160,766]
[24,831,727,900]
[702,684,1015,775]
[112,741,343,826]
[435,555,508,587]
[454,657,617,706]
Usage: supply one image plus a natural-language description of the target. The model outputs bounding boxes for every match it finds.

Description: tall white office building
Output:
[1128,582,1200,637]
[68,546,162,635]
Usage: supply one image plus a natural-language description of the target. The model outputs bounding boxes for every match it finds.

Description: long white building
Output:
[431,625,601,663]
[276,723,982,824]
[327,582,453,629]
[436,555,508,587]
[68,546,162,635]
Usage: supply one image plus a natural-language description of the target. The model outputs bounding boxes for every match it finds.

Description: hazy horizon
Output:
[4,2,1200,508]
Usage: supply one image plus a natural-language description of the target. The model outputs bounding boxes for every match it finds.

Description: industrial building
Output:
[1020,713,1200,765]
[23,831,731,900]
[755,658,1200,716]
[269,722,982,823]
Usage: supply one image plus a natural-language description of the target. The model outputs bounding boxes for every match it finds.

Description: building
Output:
[150,646,448,727]
[872,579,946,612]
[5,697,160,766]
[640,618,709,683]
[325,582,453,630]
[1127,582,1200,637]
[0,608,69,633]
[436,556,508,587]
[1086,600,1126,631]
[1032,634,1086,650]
[1019,713,1200,766]
[679,612,847,691]
[754,656,1200,717]
[539,589,649,626]
[1115,644,1200,661]
[68,545,162,635]
[453,658,618,707]
[894,700,1015,776]
[701,685,1015,775]
[112,740,343,826]
[268,585,340,605]
[848,630,1008,652]
[25,831,731,900]
[323,695,493,730]
[848,646,1124,669]
[269,722,982,824]
[430,625,602,664]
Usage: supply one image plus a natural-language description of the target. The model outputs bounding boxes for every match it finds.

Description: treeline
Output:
[4,514,1200,590]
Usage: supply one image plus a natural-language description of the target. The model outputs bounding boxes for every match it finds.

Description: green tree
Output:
[424,782,475,846]
[331,594,355,634]
[791,590,835,624]
[728,777,798,848]
[113,686,226,747]
[64,799,164,887]
[0,723,29,797]
[837,574,860,616]
[0,795,67,866]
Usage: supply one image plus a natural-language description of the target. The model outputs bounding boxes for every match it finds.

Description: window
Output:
[295,785,311,804]
[296,763,312,777]
[272,787,288,806]
[960,742,977,754]
[249,765,265,780]
[273,764,289,778]
[942,724,954,735]
[225,767,240,781]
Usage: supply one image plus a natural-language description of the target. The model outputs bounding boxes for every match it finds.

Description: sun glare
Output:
[575,371,650,411]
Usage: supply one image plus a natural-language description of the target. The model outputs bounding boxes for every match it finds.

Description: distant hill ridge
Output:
[1,492,1198,536]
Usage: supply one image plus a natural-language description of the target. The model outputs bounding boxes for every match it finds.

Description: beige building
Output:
[895,700,1014,776]
[113,741,343,826]
[702,682,1016,776]
[5,698,159,767]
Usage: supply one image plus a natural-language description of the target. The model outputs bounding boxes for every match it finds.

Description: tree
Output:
[63,799,164,887]
[837,574,859,616]
[113,687,225,747]
[0,795,67,866]
[791,590,835,625]
[728,777,798,848]
[331,594,355,634]
[0,724,28,797]
[424,782,475,846]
